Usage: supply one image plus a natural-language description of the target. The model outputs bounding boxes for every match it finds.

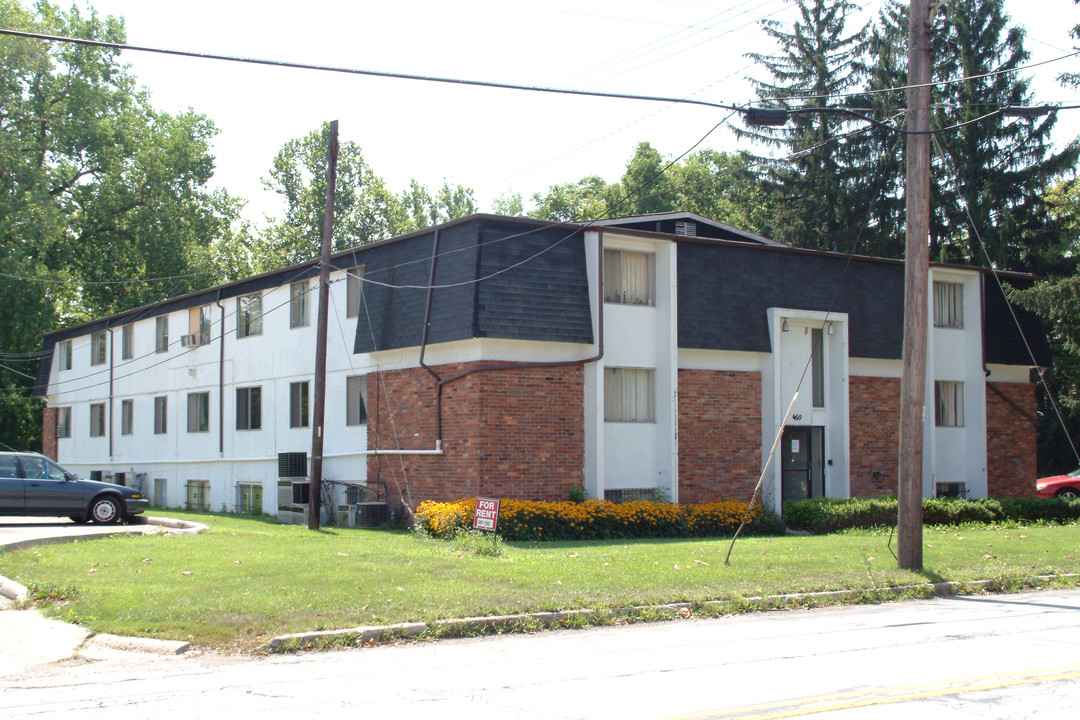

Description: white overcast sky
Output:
[53,0,1080,224]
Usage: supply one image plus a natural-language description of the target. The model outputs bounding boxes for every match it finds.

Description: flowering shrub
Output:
[415,497,784,541]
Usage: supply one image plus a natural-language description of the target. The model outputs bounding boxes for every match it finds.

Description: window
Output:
[604,367,655,422]
[20,455,67,481]
[121,399,134,436]
[185,480,210,511]
[237,483,263,514]
[237,294,263,338]
[90,403,106,437]
[188,305,212,345]
[154,396,167,434]
[56,407,72,438]
[290,281,310,328]
[58,340,72,371]
[935,381,965,427]
[155,316,169,353]
[290,381,309,428]
[811,328,825,408]
[604,249,655,306]
[346,375,368,426]
[933,281,964,328]
[187,392,209,433]
[236,386,262,430]
[91,331,107,366]
[121,323,134,360]
[346,266,364,318]
[153,478,167,507]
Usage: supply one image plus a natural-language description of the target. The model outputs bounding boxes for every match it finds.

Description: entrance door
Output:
[781,427,825,502]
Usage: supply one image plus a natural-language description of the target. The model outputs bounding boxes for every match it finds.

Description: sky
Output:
[43,0,1080,225]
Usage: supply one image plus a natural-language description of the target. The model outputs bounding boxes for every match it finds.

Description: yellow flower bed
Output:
[415,497,782,541]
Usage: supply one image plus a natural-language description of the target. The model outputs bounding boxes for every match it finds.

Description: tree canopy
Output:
[0,0,239,451]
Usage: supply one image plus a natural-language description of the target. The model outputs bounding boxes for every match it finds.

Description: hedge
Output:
[416,497,785,541]
[783,496,1080,534]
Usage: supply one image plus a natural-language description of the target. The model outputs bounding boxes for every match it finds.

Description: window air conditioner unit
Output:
[180,333,198,347]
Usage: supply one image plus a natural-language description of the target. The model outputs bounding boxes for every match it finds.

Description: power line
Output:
[0,27,748,115]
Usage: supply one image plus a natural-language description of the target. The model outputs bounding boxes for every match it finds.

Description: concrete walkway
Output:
[0,516,206,674]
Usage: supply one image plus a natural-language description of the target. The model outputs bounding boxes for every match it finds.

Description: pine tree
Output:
[738,0,866,250]
[929,0,1078,272]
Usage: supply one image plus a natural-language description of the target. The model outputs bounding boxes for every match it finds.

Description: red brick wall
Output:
[848,375,901,498]
[367,363,585,507]
[986,382,1037,498]
[42,406,58,461]
[677,369,762,503]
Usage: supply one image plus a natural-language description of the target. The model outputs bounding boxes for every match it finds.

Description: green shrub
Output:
[784,496,1080,534]
[416,497,785,541]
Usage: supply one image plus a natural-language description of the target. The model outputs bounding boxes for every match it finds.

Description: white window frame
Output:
[89,403,106,437]
[346,266,364,318]
[153,396,168,434]
[90,331,107,366]
[121,399,134,436]
[237,294,263,338]
[604,249,655,306]
[155,316,169,353]
[935,381,965,427]
[187,392,210,433]
[604,367,656,423]
[290,281,310,328]
[56,407,72,438]
[933,281,964,329]
[236,386,262,431]
[290,381,309,428]
[185,479,210,512]
[121,323,134,360]
[58,340,72,371]
[346,375,368,426]
[237,483,263,514]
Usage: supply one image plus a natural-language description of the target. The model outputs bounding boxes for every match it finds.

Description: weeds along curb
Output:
[254,573,1080,655]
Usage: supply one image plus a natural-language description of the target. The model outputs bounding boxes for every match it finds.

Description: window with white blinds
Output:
[604,249,655,306]
[933,281,963,328]
[604,367,655,423]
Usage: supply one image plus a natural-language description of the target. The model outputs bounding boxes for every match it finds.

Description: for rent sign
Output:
[473,497,501,532]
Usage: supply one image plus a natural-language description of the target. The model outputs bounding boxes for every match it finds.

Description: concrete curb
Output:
[83,632,192,656]
[253,573,1080,654]
[0,575,28,604]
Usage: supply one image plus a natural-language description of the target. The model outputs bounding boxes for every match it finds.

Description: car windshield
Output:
[1069,468,1080,478]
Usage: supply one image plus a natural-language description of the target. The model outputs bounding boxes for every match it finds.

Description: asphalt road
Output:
[2,587,1079,719]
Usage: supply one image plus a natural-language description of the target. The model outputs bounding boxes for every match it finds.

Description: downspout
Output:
[376,228,605,458]
[981,272,990,379]
[108,325,114,460]
[430,229,605,442]
[417,229,444,450]
[216,290,225,457]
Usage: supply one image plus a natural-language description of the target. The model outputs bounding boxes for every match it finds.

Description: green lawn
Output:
[2,511,1078,651]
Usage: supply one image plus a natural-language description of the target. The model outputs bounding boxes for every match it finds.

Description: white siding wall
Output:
[47,269,372,513]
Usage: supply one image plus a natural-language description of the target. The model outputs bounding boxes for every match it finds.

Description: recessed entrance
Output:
[781,426,825,502]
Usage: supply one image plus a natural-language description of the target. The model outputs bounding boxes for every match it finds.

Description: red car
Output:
[1036,469,1080,500]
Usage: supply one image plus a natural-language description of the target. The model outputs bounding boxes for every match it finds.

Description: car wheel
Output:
[1056,487,1080,501]
[88,496,121,525]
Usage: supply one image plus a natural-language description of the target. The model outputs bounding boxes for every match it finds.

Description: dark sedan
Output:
[0,452,149,524]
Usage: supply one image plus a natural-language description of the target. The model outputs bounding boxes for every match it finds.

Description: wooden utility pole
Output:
[898,1,931,570]
[309,120,339,531]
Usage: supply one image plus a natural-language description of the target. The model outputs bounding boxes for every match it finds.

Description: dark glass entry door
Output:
[781,426,825,502]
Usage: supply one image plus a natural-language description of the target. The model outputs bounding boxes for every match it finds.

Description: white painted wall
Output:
[48,269,373,514]
[925,268,987,498]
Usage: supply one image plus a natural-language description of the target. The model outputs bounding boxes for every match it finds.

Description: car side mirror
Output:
[65,472,78,482]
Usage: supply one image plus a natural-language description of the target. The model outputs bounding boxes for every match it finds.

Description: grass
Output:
[2,510,1079,652]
